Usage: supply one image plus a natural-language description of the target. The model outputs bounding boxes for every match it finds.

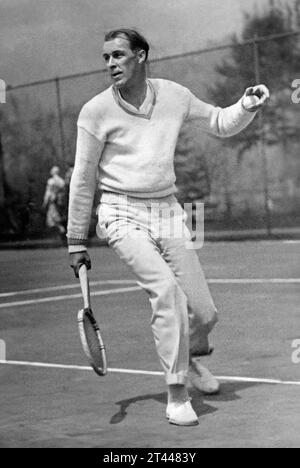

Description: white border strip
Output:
[0,359,300,386]
[0,286,141,309]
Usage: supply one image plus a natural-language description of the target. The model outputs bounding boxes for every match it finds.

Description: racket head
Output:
[77,307,107,376]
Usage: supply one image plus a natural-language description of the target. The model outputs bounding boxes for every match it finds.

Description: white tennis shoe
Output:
[166,400,199,426]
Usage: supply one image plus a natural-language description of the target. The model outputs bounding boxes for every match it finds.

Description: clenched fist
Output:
[242,84,270,112]
[69,251,91,278]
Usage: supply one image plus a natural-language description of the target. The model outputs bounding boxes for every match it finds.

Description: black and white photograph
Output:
[0,0,300,450]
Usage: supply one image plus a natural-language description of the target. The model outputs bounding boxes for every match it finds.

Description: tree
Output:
[0,97,63,238]
[208,0,300,158]
[174,124,212,203]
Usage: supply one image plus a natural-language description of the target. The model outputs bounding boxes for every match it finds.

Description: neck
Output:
[119,71,148,109]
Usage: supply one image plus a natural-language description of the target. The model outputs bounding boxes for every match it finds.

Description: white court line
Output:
[1,274,299,300]
[0,286,141,309]
[0,360,163,376]
[215,375,300,386]
[0,280,137,299]
[0,359,299,386]
[204,240,300,246]
[0,277,299,301]
[207,278,300,284]
[0,279,299,309]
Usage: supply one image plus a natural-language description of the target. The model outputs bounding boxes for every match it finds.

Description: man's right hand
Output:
[69,251,91,278]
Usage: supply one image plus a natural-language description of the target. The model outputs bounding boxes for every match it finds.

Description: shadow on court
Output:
[110,381,259,424]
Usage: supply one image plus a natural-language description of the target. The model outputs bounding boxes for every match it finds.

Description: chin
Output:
[113,78,127,89]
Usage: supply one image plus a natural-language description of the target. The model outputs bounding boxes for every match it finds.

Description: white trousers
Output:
[98,192,218,385]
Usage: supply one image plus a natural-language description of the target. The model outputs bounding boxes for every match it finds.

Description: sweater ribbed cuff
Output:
[67,236,88,253]
[67,237,88,246]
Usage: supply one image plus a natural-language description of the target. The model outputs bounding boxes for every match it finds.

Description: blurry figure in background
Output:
[43,166,66,238]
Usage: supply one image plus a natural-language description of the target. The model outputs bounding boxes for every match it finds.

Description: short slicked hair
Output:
[104,29,150,61]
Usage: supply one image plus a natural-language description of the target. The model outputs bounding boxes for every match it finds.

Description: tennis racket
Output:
[78,264,107,376]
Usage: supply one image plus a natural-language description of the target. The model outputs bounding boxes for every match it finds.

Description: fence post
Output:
[55,77,66,164]
[253,35,272,236]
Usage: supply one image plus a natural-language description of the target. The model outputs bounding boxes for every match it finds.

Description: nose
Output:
[107,56,116,69]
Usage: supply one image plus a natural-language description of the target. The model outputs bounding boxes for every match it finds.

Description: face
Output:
[102,37,142,89]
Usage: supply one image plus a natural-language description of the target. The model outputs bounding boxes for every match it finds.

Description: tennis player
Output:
[68,29,270,426]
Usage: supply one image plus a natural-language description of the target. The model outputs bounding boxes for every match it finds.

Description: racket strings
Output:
[82,313,105,368]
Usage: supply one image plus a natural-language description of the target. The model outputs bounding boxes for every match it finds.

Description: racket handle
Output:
[78,264,91,309]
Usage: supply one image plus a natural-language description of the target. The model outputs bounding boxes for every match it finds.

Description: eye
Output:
[113,52,123,59]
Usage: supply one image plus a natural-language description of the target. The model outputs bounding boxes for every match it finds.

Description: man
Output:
[68,29,269,426]
[43,166,66,238]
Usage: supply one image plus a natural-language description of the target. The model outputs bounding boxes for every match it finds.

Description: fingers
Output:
[246,84,270,99]
[245,87,255,96]
[74,258,91,278]
[244,84,270,110]
[70,252,91,278]
[253,84,270,106]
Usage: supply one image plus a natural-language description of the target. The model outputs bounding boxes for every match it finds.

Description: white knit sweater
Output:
[67,78,256,247]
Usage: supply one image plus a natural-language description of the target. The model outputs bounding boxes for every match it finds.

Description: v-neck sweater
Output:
[67,78,256,245]
[112,79,155,118]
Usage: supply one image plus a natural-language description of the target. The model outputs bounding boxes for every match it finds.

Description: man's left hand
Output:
[242,84,270,112]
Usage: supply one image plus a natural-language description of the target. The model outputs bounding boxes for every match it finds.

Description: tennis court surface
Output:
[0,241,300,448]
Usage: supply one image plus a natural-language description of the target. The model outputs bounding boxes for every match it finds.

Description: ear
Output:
[137,49,146,64]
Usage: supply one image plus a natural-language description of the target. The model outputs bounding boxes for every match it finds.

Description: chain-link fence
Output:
[1,30,300,240]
